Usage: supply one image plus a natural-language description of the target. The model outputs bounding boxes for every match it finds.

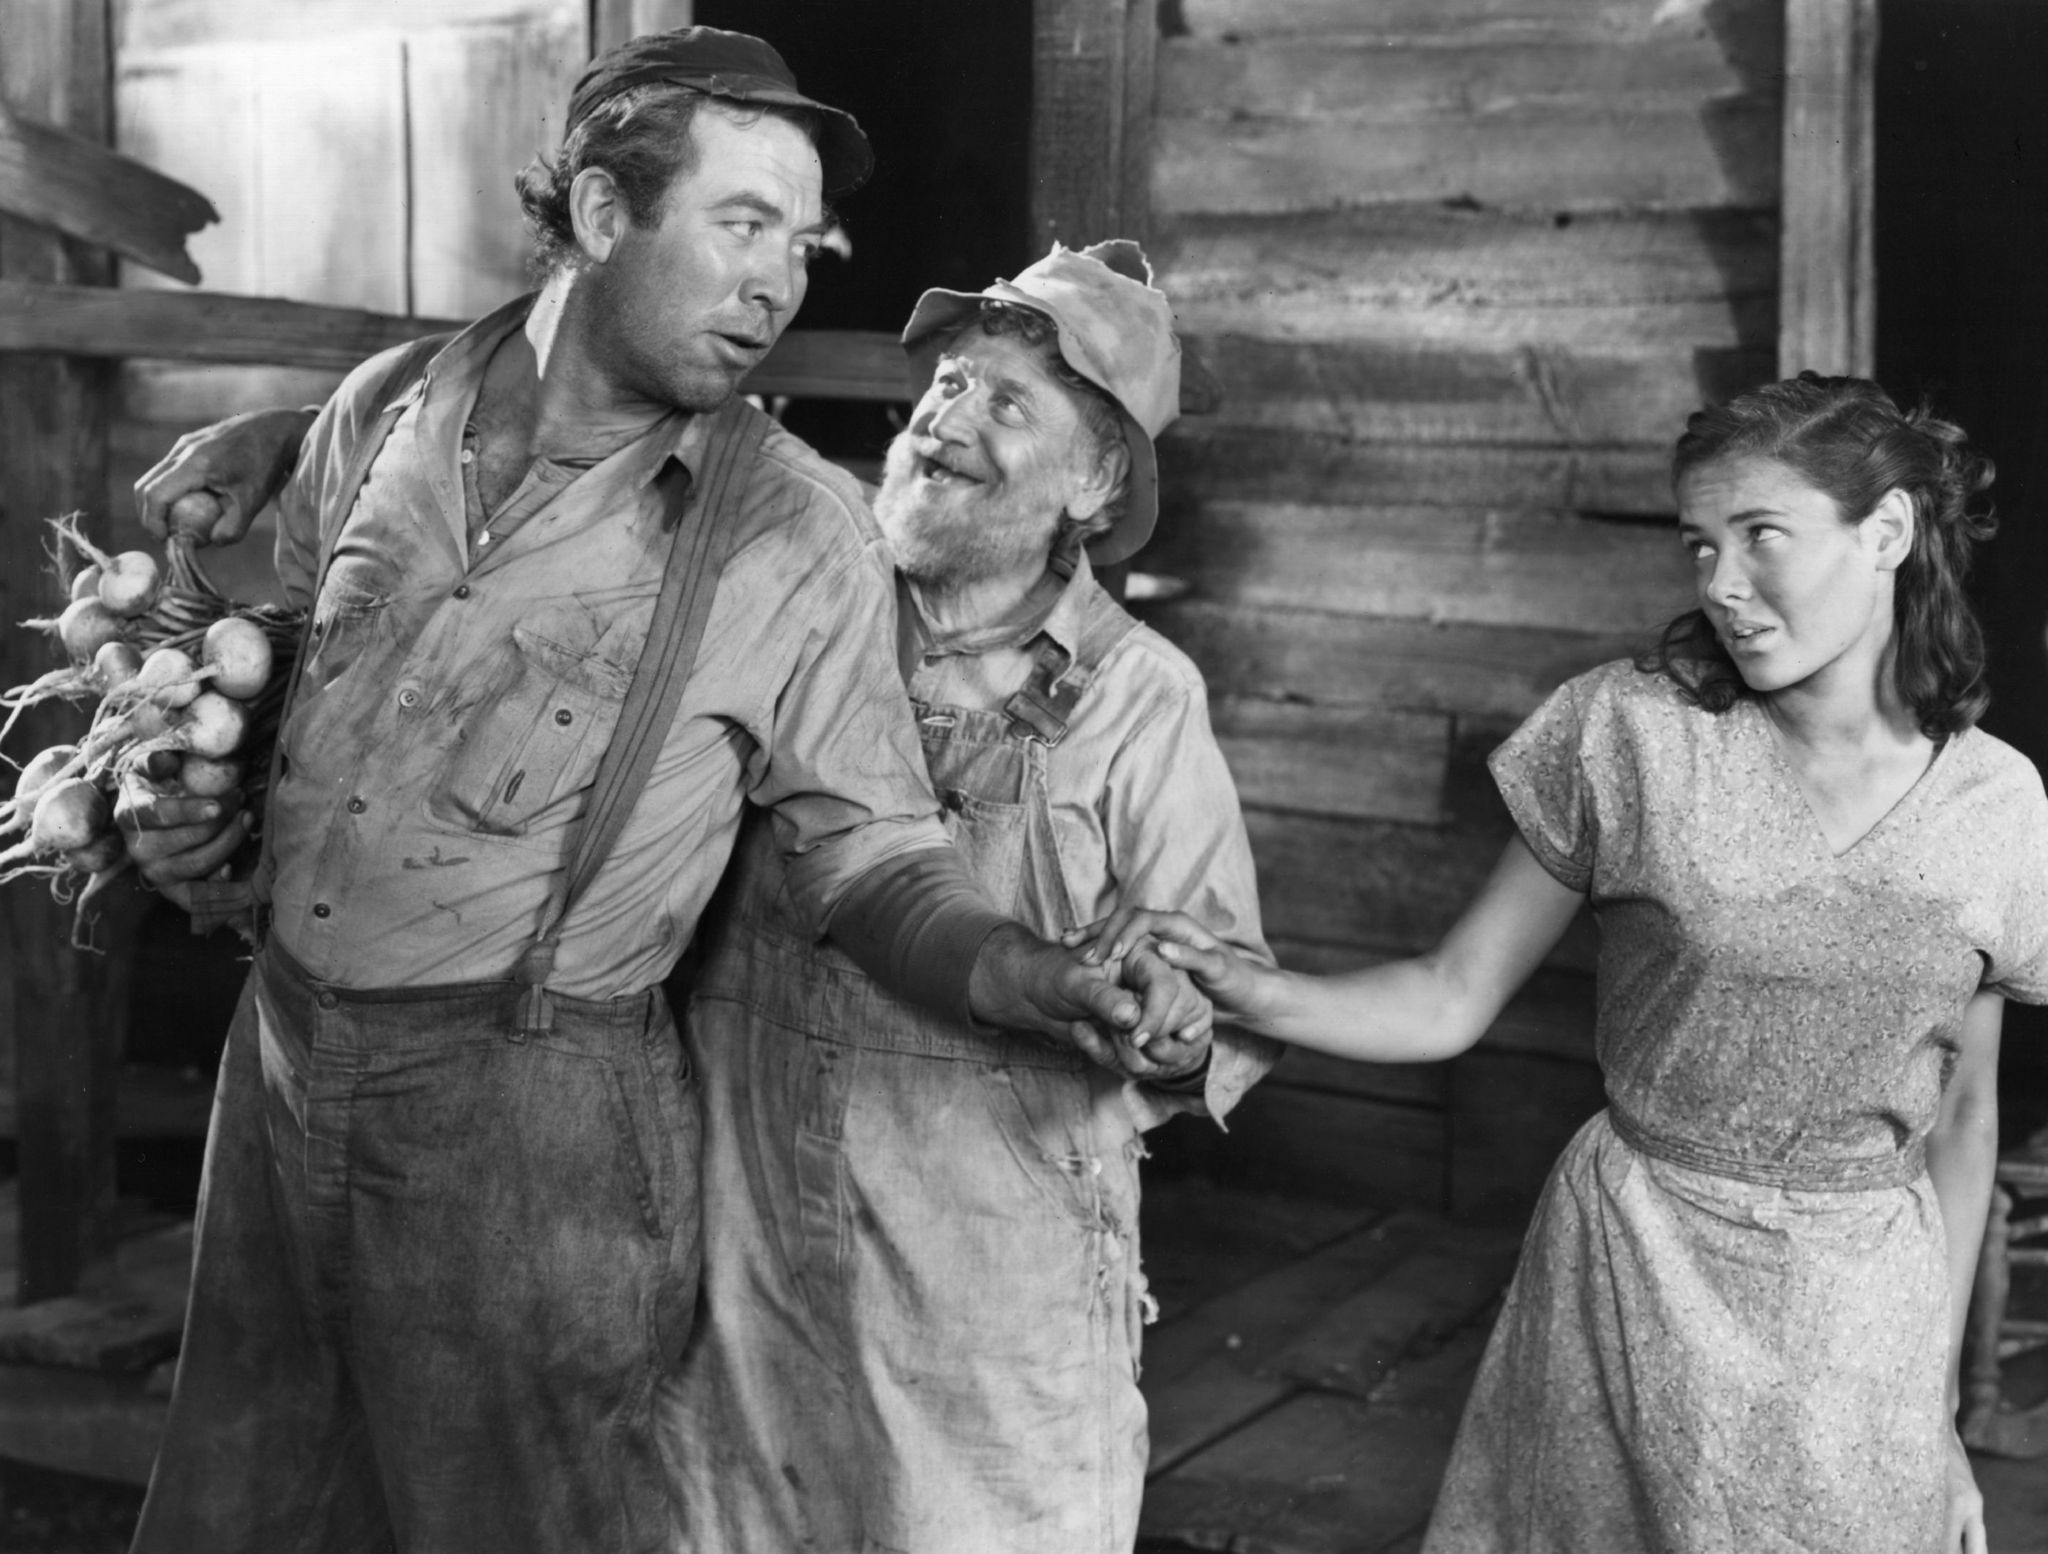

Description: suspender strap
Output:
[1001,593,1140,746]
[513,396,771,1035]
[187,333,448,939]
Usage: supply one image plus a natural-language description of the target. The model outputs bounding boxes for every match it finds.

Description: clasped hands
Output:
[970,920,1212,1087]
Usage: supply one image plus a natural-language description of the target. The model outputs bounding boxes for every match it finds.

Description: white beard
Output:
[873,432,1059,587]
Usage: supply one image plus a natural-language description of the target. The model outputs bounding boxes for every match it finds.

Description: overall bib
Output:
[667,599,1154,1554]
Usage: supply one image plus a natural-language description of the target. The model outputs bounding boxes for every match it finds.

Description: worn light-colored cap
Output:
[900,239,1181,566]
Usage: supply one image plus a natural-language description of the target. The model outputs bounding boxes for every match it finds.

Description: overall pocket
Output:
[429,625,631,836]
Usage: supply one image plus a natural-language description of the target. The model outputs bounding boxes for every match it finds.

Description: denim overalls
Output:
[666,593,1154,1554]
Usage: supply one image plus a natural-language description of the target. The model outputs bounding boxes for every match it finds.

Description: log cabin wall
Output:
[1134,0,1785,1221]
[103,0,601,596]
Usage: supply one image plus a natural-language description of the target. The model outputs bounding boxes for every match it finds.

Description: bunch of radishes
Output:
[0,513,301,943]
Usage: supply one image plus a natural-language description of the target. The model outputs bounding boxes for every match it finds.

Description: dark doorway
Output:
[693,1,1037,462]
[1877,0,2048,1128]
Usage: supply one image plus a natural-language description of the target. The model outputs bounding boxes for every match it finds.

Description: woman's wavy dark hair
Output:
[1637,371,1998,738]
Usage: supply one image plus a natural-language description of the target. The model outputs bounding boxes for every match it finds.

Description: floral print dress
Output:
[1423,661,2048,1554]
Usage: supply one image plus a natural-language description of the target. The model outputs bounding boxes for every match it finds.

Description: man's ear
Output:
[1065,436,1130,524]
[568,167,629,264]
[1868,486,1916,573]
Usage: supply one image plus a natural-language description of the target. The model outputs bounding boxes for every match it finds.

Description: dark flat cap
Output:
[567,26,872,195]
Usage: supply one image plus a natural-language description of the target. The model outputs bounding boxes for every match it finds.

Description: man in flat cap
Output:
[120,30,1201,1554]
[660,239,1277,1553]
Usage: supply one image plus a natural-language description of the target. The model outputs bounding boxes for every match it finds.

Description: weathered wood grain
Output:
[1158,32,1773,123]
[1138,1178,1382,1328]
[408,18,583,319]
[4,285,922,401]
[1031,0,1147,248]
[1,0,127,1306]
[1154,103,1779,217]
[117,361,349,423]
[1155,206,1778,319]
[1182,1083,1447,1212]
[118,0,584,51]
[1143,501,1694,634]
[115,44,261,294]
[1779,0,1876,375]
[253,35,410,312]
[1141,1387,1458,1553]
[1191,335,1773,446]
[1143,1213,1437,1472]
[1273,1223,1522,1396]
[0,99,216,283]
[1450,1049,1608,1223]
[1213,698,1450,824]
[1176,0,1776,46]
[0,281,462,367]
[1247,808,1598,971]
[1134,598,1646,720]
[1159,424,1675,514]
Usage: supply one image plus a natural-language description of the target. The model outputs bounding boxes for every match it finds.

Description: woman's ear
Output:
[568,167,627,264]
[1868,486,1916,573]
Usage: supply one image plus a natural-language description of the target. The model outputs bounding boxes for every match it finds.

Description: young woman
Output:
[1079,376,2048,1553]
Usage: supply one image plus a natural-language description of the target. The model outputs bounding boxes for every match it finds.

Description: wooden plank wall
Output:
[1137,0,1784,1222]
[105,0,589,595]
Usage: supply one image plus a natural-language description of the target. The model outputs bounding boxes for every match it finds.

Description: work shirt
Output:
[899,550,1279,1126]
[265,298,950,999]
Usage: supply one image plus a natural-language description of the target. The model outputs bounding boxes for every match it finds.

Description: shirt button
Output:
[346,796,366,814]
[554,708,573,726]
[312,903,332,919]
[398,688,421,709]
[453,584,471,600]
[317,991,339,1010]
[460,448,475,465]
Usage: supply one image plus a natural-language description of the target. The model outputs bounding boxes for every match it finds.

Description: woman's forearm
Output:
[1243,955,1498,1063]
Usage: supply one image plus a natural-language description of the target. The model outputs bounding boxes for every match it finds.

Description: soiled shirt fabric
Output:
[264,298,951,999]
[1423,660,2048,1554]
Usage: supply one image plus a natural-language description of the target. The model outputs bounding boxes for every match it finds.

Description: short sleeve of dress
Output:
[1988,767,2048,1004]
[1487,670,1609,893]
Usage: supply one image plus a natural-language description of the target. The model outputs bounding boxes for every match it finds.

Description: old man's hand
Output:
[136,407,317,546]
[1088,940,1212,1082]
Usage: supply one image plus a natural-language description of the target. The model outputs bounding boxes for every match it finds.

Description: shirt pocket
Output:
[428,625,633,837]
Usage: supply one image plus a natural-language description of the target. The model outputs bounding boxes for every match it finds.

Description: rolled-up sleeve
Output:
[750,534,950,932]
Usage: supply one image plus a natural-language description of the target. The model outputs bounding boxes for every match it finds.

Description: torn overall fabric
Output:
[661,568,1272,1554]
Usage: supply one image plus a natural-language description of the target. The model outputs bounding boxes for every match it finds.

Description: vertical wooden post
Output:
[1029,0,1159,251]
[1778,0,1877,377]
[0,0,125,1304]
[590,0,694,55]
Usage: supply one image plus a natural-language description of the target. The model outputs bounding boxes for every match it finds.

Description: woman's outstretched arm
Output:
[1074,834,1585,1064]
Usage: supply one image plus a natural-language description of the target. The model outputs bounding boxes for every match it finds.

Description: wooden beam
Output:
[0,283,1226,417]
[1030,0,1158,250]
[0,96,216,283]
[590,0,693,54]
[0,0,128,1307]
[1778,0,1876,376]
